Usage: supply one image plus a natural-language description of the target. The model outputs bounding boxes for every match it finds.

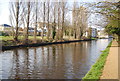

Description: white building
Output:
[97,28,109,38]
[91,28,97,38]
[0,24,12,32]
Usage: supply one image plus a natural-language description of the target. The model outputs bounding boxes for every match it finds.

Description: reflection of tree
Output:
[52,45,56,65]
[32,48,37,78]
[47,47,50,67]
[14,49,20,79]
[41,47,45,66]
[9,48,31,79]
[34,48,37,65]
[23,48,30,79]
[73,43,77,61]
[72,42,88,79]
[9,51,15,79]
[10,49,20,79]
[60,44,64,64]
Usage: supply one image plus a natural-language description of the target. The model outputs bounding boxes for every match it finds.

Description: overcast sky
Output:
[0,0,10,25]
[0,0,118,28]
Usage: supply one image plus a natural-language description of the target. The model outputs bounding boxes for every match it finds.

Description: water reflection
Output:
[0,39,112,79]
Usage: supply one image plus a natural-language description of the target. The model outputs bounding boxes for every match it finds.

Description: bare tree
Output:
[52,2,57,40]
[47,0,50,40]
[9,0,20,41]
[72,4,88,39]
[77,6,88,39]
[24,1,31,43]
[55,1,61,40]
[41,1,46,42]
[34,1,38,43]
[72,1,78,39]
[61,0,67,40]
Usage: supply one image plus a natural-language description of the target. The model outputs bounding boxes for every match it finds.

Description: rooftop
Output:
[0,24,11,27]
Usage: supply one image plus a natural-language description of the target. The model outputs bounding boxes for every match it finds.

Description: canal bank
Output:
[82,41,112,80]
[82,40,119,81]
[100,41,118,79]
[1,39,93,51]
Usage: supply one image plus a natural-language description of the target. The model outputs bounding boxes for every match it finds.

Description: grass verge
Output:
[82,41,112,81]
[0,36,43,41]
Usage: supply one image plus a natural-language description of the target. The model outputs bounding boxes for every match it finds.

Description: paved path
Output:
[100,41,119,80]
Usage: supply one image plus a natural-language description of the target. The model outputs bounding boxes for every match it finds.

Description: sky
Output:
[0,0,97,25]
[0,0,10,25]
[0,0,119,28]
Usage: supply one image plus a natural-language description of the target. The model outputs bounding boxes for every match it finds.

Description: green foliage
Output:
[99,1,120,37]
[0,36,43,41]
[82,41,112,81]
[91,37,97,40]
[105,25,120,36]
[0,32,9,36]
[52,31,56,39]
[0,36,13,41]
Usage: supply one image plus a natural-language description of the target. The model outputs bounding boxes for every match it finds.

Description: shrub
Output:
[0,32,9,36]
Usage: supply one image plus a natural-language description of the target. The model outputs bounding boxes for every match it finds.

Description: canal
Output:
[0,39,112,79]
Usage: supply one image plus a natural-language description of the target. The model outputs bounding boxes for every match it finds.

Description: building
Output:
[83,27,97,38]
[91,28,97,38]
[97,28,109,38]
[0,24,12,32]
[83,27,91,38]
[32,22,55,36]
[0,22,57,36]
[0,24,13,35]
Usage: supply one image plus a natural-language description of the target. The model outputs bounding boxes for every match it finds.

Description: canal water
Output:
[0,39,112,79]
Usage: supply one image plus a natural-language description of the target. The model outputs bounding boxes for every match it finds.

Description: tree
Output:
[56,1,61,40]
[96,1,120,41]
[47,0,50,40]
[9,0,20,41]
[72,1,77,39]
[41,1,46,42]
[77,6,88,39]
[34,1,38,43]
[52,2,57,40]
[24,1,31,44]
[61,0,66,40]
[72,6,88,39]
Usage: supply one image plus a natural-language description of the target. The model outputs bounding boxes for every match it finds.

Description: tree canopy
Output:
[97,1,120,40]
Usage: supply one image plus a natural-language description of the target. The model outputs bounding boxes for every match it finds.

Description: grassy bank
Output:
[82,41,112,81]
[0,36,47,46]
[0,36,43,41]
[0,36,92,46]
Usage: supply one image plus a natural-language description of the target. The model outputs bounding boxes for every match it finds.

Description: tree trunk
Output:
[118,35,120,46]
[47,1,50,41]
[14,1,19,42]
[61,2,65,40]
[34,1,38,43]
[42,2,46,42]
[25,1,30,44]
[52,3,56,40]
[56,2,60,40]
